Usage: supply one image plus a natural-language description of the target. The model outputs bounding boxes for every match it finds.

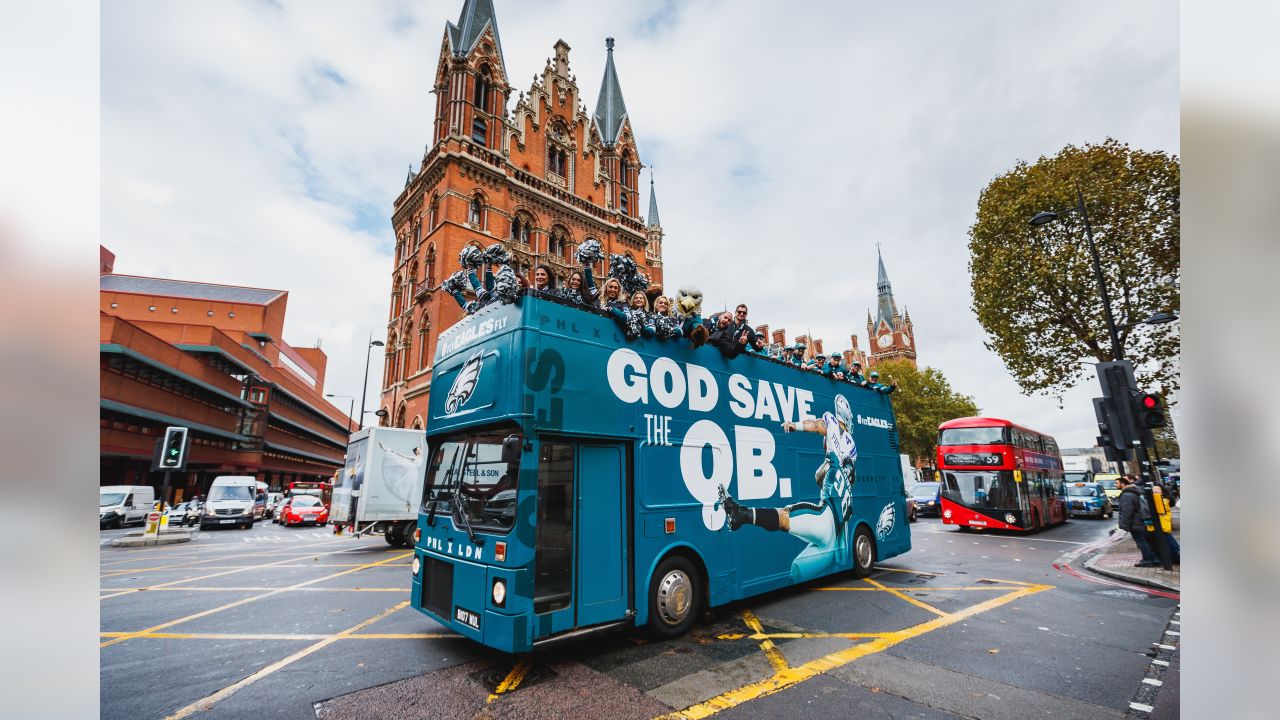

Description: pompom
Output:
[458,245,484,270]
[608,253,650,295]
[491,265,521,304]
[480,244,512,266]
[575,238,603,266]
[440,270,472,297]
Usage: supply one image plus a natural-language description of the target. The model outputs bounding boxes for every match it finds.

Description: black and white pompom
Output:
[458,245,484,270]
[440,270,471,297]
[575,238,603,266]
[480,244,512,267]
[623,309,645,340]
[608,253,650,295]
[490,265,521,305]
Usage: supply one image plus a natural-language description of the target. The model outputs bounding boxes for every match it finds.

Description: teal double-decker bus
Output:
[410,294,911,652]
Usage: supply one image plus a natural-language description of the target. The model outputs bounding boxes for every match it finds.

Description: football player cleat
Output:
[717,484,750,531]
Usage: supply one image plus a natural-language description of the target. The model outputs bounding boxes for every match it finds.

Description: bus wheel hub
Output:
[658,570,692,624]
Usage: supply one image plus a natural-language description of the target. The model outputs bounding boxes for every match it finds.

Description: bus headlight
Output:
[412,556,421,576]
[492,579,506,607]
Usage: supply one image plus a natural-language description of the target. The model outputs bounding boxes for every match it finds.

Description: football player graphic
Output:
[717,394,858,583]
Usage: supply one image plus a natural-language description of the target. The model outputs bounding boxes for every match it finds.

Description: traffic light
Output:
[1097,362,1143,449]
[1137,392,1167,428]
[159,426,188,469]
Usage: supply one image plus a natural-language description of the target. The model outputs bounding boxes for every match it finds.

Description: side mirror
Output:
[502,435,524,464]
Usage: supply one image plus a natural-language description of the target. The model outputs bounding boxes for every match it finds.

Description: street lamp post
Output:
[358,336,385,432]
[1029,183,1123,361]
[325,394,354,434]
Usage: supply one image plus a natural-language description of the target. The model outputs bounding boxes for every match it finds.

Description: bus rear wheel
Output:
[852,526,876,579]
[647,555,701,639]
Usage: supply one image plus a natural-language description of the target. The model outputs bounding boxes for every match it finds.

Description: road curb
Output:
[109,529,193,547]
[1082,537,1179,592]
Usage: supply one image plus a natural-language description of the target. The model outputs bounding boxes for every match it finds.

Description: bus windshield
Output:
[424,431,520,532]
[939,427,1008,445]
[942,470,1019,510]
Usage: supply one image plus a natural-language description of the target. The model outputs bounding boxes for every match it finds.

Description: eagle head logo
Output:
[876,502,896,540]
[444,351,484,415]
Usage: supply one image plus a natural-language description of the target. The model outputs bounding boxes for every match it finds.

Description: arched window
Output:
[620,150,634,215]
[474,64,491,113]
[510,213,532,245]
[411,416,424,431]
[402,321,413,376]
[468,194,485,228]
[417,314,430,371]
[547,120,572,181]
[428,194,439,231]
[413,219,422,248]
[472,117,487,146]
[425,244,437,286]
[395,402,407,429]
[549,226,569,258]
[391,277,402,318]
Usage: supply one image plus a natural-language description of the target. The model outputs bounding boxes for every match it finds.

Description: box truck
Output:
[331,427,427,547]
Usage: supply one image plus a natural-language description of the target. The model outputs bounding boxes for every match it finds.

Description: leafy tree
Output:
[874,359,980,467]
[968,139,1179,401]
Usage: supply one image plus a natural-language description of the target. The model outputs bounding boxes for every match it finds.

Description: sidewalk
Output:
[1083,505,1180,592]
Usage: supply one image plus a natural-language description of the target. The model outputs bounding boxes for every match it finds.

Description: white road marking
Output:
[1155,643,1177,651]
[1152,659,1169,667]
[1143,678,1163,686]
[1165,630,1179,636]
[1130,702,1155,712]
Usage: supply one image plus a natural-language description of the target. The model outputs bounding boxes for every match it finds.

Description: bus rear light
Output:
[413,527,421,545]
[664,518,675,534]
[495,541,506,563]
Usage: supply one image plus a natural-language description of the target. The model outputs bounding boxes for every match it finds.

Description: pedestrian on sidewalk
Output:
[1116,476,1159,567]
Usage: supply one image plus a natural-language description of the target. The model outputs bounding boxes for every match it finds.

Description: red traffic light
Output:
[1143,396,1158,409]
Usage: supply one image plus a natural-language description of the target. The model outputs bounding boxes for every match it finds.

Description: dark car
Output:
[906,497,918,523]
[909,481,942,517]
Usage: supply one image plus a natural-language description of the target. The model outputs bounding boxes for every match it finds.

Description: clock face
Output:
[902,333,912,347]
[877,334,893,349]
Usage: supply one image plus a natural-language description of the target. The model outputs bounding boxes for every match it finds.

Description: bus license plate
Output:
[455,606,480,630]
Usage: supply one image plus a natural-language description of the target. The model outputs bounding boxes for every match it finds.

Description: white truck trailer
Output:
[331,427,426,547]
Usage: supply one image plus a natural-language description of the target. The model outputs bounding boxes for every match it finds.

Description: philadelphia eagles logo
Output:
[444,351,484,414]
[875,502,896,540]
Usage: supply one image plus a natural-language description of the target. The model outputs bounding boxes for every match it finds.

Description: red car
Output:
[278,495,329,527]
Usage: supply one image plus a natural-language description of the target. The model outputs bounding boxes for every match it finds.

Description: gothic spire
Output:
[875,247,898,330]
[405,164,416,188]
[593,37,629,147]
[446,0,505,67]
[647,173,661,228]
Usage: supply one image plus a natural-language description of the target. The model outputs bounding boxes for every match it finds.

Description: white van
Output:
[200,476,258,530]
[100,485,155,529]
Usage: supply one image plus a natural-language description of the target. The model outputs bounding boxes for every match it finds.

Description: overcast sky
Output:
[101,0,1179,448]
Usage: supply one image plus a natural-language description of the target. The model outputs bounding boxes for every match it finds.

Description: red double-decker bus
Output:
[935,417,1066,532]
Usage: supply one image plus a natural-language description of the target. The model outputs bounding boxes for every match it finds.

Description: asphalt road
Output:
[100,513,1177,719]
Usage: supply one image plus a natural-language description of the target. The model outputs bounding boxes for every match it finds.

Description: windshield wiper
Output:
[452,462,482,546]
[427,450,461,527]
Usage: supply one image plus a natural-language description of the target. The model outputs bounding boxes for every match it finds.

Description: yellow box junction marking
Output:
[100,551,411,647]
[657,580,1053,720]
[164,601,411,720]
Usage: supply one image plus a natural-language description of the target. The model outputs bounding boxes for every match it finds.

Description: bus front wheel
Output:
[852,526,876,579]
[647,555,701,639]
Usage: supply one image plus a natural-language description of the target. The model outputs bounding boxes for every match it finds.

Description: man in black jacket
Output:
[1117,476,1159,567]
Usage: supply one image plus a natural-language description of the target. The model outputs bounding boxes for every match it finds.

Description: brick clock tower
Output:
[379,0,663,429]
[864,249,917,368]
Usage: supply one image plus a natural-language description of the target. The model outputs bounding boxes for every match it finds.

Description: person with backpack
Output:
[1116,476,1159,567]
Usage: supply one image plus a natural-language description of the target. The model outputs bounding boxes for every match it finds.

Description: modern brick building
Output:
[378,0,664,429]
[100,251,350,503]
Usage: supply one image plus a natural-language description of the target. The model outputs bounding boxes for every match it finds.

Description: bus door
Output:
[532,441,629,638]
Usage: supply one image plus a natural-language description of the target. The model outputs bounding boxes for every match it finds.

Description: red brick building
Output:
[862,248,917,368]
[379,0,664,429]
[100,252,350,503]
